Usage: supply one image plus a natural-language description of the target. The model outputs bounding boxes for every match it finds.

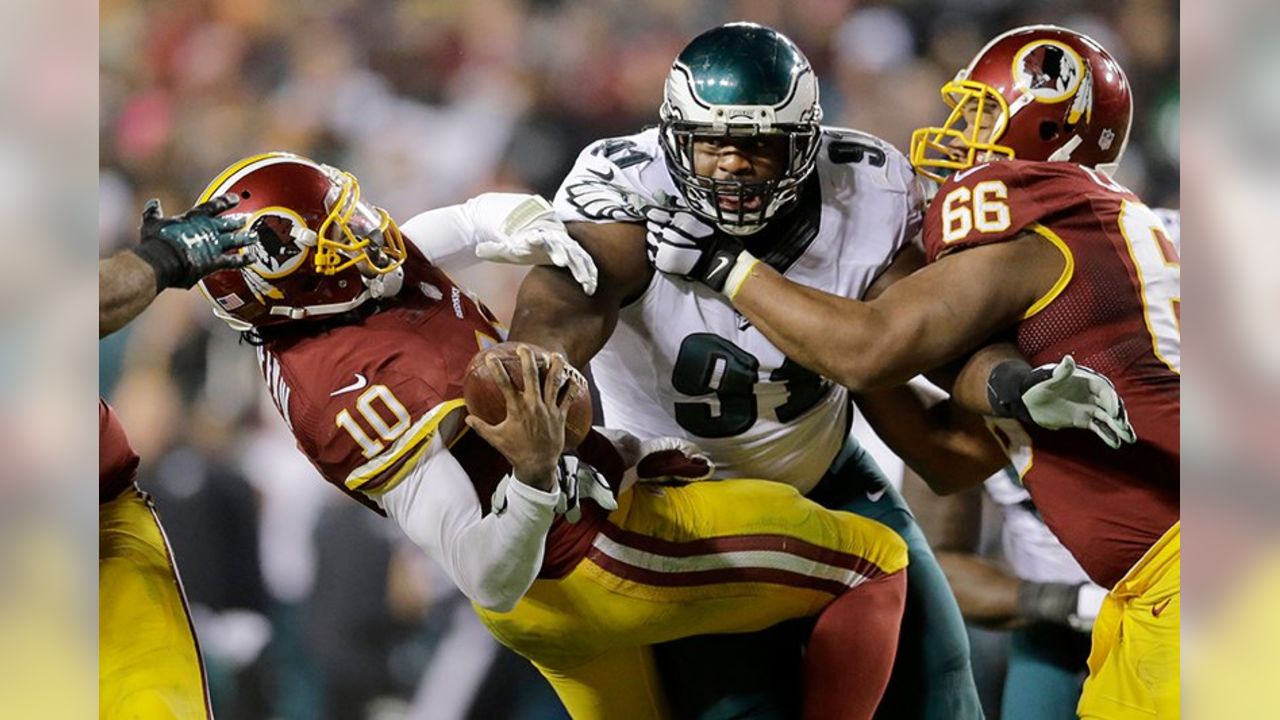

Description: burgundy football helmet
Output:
[910,25,1133,182]
[197,153,407,330]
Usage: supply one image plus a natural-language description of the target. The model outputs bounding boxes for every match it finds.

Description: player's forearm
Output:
[452,478,560,611]
[400,203,481,270]
[949,342,1028,416]
[855,384,1005,495]
[733,264,915,392]
[380,449,560,612]
[935,551,1027,630]
[402,193,552,271]
[99,252,159,338]
[509,265,619,368]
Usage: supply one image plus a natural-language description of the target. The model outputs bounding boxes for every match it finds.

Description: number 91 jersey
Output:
[555,127,923,493]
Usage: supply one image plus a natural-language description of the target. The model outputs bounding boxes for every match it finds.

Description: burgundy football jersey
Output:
[923,160,1179,588]
[99,399,139,503]
[256,246,612,577]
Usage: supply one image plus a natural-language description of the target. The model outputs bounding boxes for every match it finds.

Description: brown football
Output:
[463,342,593,449]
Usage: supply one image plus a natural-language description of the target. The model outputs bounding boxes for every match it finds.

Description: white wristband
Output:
[723,250,760,300]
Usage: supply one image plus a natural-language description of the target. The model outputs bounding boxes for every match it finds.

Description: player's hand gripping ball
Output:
[463,342,593,449]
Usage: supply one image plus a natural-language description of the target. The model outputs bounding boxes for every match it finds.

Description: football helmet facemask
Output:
[659,23,823,236]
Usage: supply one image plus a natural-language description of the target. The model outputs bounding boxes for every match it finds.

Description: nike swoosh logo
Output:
[707,256,731,280]
[865,488,886,503]
[951,164,989,184]
[1151,597,1172,618]
[330,373,368,397]
[587,167,616,182]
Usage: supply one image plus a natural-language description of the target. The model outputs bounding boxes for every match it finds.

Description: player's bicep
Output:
[869,233,1063,371]
[864,242,926,301]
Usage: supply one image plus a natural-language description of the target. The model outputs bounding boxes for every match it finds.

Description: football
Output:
[463,342,593,449]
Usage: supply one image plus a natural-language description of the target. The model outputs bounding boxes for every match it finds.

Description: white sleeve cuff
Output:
[504,474,561,508]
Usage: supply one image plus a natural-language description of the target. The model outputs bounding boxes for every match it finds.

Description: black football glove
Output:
[131,192,258,291]
[987,356,1137,449]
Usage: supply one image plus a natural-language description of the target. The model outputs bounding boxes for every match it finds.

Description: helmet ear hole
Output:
[241,190,252,199]
[1039,121,1060,141]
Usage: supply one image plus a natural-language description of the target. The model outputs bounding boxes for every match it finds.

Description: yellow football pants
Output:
[474,479,909,719]
[99,487,211,719]
[1079,522,1179,719]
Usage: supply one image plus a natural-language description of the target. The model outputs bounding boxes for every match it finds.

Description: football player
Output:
[195,152,913,719]
[647,25,1179,720]
[99,193,255,718]
[508,22,1128,719]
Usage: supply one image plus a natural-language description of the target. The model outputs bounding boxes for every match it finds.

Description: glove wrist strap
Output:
[722,251,760,300]
[130,240,189,292]
[987,359,1039,425]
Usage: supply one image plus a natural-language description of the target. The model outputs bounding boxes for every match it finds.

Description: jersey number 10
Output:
[336,385,413,459]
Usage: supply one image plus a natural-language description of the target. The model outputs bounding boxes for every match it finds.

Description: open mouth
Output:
[716,194,765,212]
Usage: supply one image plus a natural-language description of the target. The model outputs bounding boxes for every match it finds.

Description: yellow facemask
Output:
[909,80,1016,183]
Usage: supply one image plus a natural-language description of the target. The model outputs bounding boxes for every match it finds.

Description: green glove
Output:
[131,192,258,291]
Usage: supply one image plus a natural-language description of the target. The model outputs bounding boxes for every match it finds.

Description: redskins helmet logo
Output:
[245,209,315,279]
[1012,40,1085,103]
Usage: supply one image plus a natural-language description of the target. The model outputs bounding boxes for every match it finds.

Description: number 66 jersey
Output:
[923,159,1180,589]
[554,127,923,493]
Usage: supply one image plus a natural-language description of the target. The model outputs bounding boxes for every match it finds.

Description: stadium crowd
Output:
[99,0,1178,717]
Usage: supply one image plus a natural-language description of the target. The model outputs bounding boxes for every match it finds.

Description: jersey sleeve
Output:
[99,399,139,502]
[921,161,1057,263]
[553,132,663,224]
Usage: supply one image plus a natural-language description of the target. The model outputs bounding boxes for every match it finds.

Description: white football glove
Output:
[554,455,618,522]
[472,194,599,296]
[1020,356,1137,449]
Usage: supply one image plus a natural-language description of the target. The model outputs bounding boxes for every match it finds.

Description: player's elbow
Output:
[828,319,911,392]
[832,349,900,394]
[466,575,527,613]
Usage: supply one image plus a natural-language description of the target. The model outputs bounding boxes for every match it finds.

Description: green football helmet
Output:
[659,23,823,235]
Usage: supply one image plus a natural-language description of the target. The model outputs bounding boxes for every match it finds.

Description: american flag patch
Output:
[216,293,245,310]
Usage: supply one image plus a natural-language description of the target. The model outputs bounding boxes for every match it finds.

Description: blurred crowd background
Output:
[99,0,1179,718]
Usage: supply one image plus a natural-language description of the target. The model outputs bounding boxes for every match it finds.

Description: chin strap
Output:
[1046,135,1084,163]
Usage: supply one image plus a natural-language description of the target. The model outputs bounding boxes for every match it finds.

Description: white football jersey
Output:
[554,127,922,492]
